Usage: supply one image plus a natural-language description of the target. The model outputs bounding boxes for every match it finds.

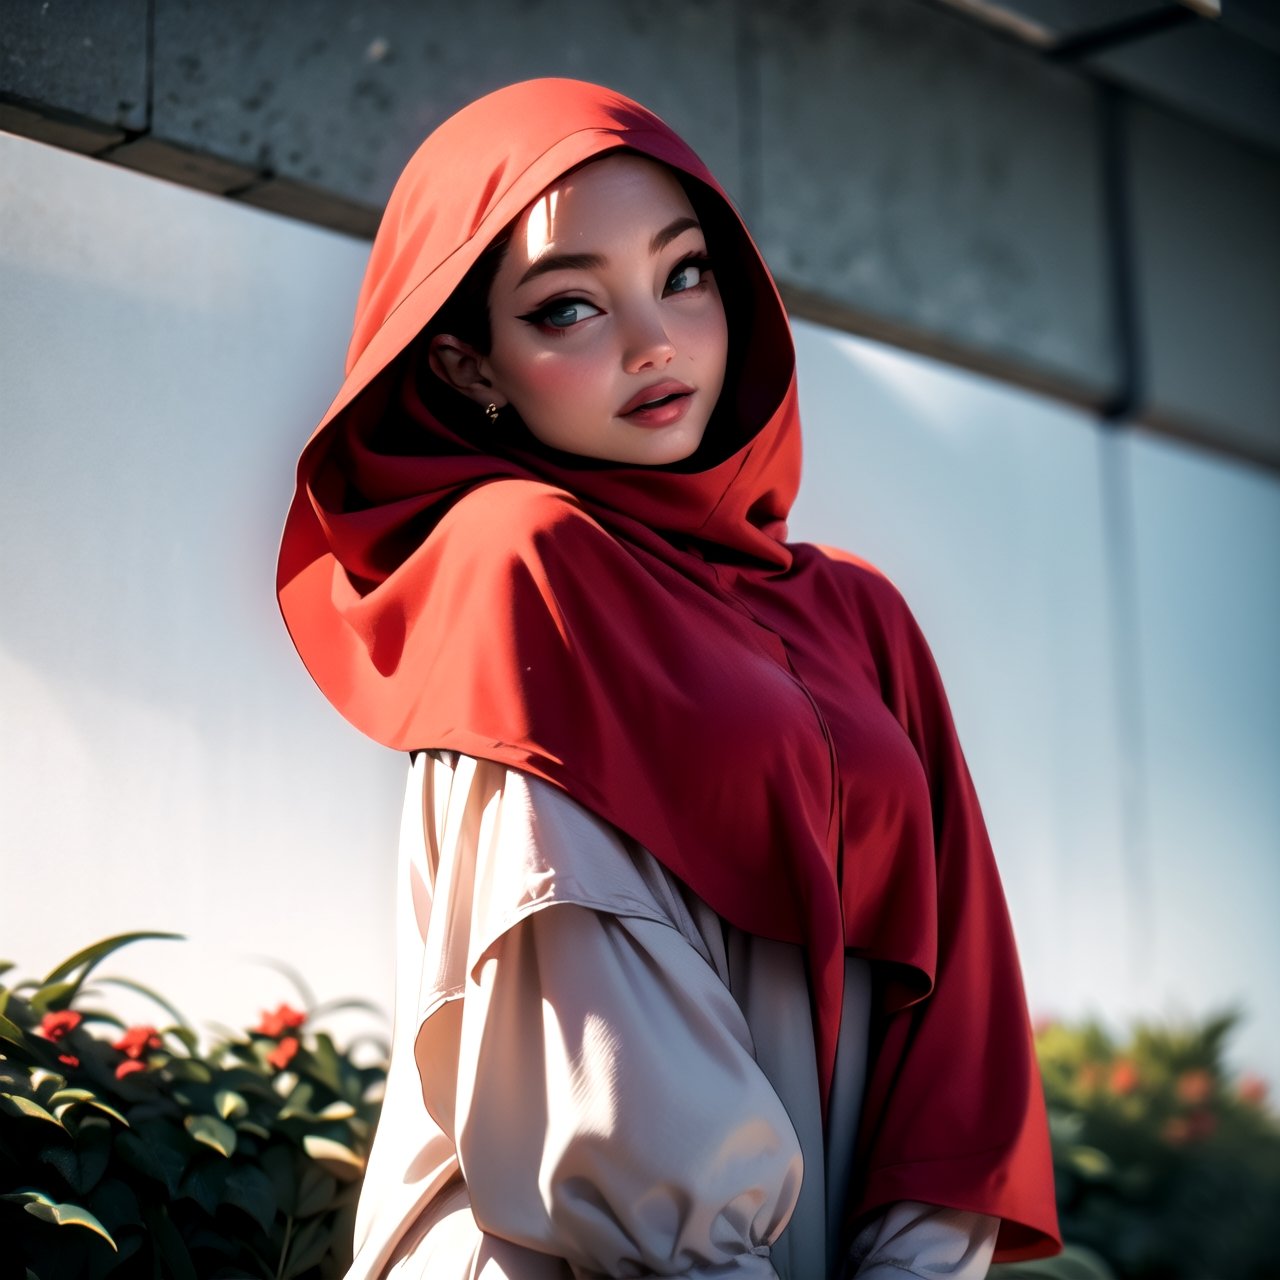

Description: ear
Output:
[427,334,509,409]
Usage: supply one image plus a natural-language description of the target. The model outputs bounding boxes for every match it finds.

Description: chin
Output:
[621,422,709,467]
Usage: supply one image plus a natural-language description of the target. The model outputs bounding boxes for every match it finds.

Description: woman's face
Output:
[436,153,729,467]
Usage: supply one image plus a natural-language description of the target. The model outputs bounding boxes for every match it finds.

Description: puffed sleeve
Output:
[847,1201,998,1279]
[413,754,804,1279]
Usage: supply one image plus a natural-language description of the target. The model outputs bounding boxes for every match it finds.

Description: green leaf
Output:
[27,980,79,1015]
[278,1080,316,1120]
[215,1088,249,1121]
[168,1057,213,1083]
[87,1175,144,1231]
[178,1156,229,1215]
[294,1163,337,1217]
[301,1134,364,1182]
[185,1113,237,1157]
[91,1230,144,1279]
[1067,1144,1115,1180]
[0,1093,65,1129]
[143,1204,197,1280]
[224,1163,278,1234]
[42,932,184,987]
[316,1100,356,1120]
[0,960,15,977]
[3,1189,117,1249]
[49,1086,95,1103]
[95,976,193,1032]
[29,1068,68,1101]
[0,1011,27,1048]
[305,1032,344,1094]
[261,1143,299,1216]
[282,1216,330,1277]
[50,1090,130,1127]
[74,1008,126,1030]
[115,1129,187,1196]
[166,1024,200,1055]
[248,955,316,1010]
[308,996,386,1020]
[39,1133,111,1195]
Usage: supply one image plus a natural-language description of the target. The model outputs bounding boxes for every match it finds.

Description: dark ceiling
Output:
[930,0,1280,156]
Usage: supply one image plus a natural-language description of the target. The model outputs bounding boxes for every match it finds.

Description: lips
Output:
[618,379,695,417]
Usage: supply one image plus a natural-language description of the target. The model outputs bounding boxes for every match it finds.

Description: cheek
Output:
[503,347,609,412]
[674,301,728,374]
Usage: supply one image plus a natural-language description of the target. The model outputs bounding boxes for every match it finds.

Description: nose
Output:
[621,307,675,373]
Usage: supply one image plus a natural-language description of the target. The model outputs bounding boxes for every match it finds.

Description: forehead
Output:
[509,153,698,264]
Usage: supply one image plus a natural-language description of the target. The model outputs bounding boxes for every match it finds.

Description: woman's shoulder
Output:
[432,476,624,570]
[437,477,591,540]
[794,541,919,631]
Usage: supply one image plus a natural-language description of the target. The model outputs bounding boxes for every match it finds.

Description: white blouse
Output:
[345,751,999,1280]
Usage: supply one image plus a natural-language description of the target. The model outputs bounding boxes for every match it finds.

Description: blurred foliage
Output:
[4,936,1277,1278]
[999,1008,1280,1280]
[0,933,387,1279]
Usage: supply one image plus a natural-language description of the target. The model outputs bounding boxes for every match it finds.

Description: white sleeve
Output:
[414,759,803,1278]
[847,1200,999,1279]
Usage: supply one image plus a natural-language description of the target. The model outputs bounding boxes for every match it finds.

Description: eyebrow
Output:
[516,216,703,287]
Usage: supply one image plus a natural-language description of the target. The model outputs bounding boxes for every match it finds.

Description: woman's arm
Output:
[443,903,801,1277]
[847,1201,998,1279]
[412,755,803,1279]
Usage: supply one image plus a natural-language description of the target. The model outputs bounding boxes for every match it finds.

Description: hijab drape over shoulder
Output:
[277,78,1061,1262]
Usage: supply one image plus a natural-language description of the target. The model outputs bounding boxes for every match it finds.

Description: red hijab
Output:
[277,78,1060,1262]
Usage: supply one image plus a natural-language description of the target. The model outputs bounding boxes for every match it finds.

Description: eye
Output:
[666,255,712,295]
[520,297,603,332]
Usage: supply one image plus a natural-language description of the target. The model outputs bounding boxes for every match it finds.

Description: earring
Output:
[485,402,500,425]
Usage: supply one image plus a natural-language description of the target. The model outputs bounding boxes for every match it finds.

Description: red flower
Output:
[1162,1115,1190,1145]
[1238,1073,1269,1106]
[115,1059,147,1080]
[255,1003,306,1038]
[1109,1059,1140,1095]
[266,1036,299,1071]
[113,1025,162,1060]
[39,1010,83,1042]
[57,1053,80,1070]
[1175,1069,1214,1105]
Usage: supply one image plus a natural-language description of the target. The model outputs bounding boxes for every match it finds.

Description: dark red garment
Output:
[277,78,1061,1261]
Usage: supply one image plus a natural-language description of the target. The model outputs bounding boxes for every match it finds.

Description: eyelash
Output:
[519,254,714,337]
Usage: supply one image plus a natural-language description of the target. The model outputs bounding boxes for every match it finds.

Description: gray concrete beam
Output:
[1126,100,1280,465]
[1086,19,1280,159]
[750,0,1118,409]
[0,0,148,142]
[145,0,744,214]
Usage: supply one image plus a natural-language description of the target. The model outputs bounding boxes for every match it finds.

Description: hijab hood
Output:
[285,77,799,589]
[278,79,1060,1264]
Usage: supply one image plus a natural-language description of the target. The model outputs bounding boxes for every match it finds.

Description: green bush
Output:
[0,933,386,1279]
[1029,1009,1280,1280]
[5,936,1277,1279]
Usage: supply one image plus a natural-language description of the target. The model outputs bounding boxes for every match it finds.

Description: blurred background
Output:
[1,0,1277,1144]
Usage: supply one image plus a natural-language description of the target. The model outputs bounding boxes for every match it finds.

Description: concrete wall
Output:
[4,0,1278,468]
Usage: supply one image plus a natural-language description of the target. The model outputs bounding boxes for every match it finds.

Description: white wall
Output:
[2,132,1276,1083]
[0,132,404,1040]
[788,325,1280,1082]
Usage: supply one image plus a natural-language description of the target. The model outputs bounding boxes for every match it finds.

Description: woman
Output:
[277,78,1061,1279]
